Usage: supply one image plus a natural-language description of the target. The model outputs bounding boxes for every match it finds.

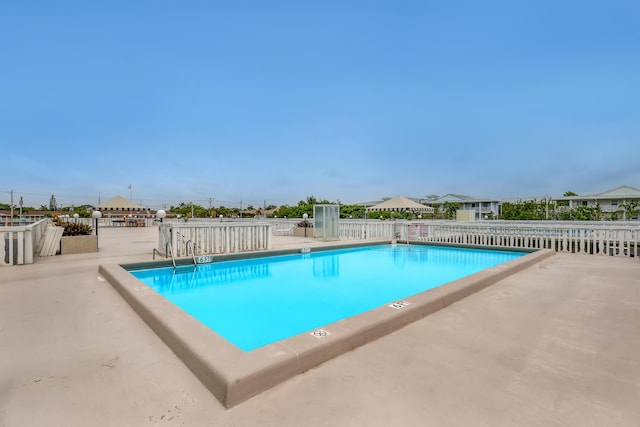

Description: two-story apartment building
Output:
[553,185,640,220]
[419,194,502,220]
[415,185,639,221]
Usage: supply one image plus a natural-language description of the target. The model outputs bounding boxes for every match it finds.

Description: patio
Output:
[1,226,638,426]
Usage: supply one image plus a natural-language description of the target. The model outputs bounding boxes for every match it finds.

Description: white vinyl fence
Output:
[338,221,396,240]
[0,219,50,266]
[57,217,155,228]
[160,220,639,259]
[358,221,639,258]
[158,222,272,257]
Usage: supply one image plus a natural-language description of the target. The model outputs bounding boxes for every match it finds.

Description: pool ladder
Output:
[152,246,175,268]
[152,241,197,270]
[185,240,198,270]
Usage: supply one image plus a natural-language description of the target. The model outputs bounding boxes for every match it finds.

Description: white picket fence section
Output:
[338,221,396,240]
[158,223,273,257]
[4,218,637,267]
[391,221,639,258]
[160,220,639,259]
[0,219,50,266]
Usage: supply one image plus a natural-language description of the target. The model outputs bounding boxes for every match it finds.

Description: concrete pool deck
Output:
[1,226,639,426]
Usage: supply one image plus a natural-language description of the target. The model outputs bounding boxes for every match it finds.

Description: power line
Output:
[2,189,275,211]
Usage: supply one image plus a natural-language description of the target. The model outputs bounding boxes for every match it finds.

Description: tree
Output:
[500,199,549,220]
[563,191,578,197]
[299,196,318,206]
[215,205,234,217]
[170,203,209,218]
[620,201,638,221]
[339,205,365,218]
[429,203,443,219]
[366,210,392,220]
[443,202,459,220]
[275,196,332,218]
[560,205,603,221]
[68,205,94,218]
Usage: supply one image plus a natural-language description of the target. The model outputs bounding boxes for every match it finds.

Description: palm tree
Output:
[443,202,459,220]
[620,201,638,221]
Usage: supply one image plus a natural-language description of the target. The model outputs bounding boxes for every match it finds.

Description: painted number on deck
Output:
[388,300,411,309]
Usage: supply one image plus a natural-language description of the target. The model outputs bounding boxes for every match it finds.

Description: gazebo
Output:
[95,195,150,226]
[365,196,434,215]
[95,195,147,212]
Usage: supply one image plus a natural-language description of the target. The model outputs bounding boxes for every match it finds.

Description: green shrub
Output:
[53,217,93,236]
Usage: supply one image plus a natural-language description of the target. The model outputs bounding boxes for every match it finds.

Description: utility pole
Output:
[10,190,14,226]
[208,197,214,218]
[545,196,549,220]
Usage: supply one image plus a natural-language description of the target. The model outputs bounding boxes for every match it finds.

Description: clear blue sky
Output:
[2,1,639,210]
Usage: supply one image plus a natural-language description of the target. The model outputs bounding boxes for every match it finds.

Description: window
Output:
[611,201,618,206]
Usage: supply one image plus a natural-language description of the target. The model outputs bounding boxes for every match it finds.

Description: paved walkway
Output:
[1,227,639,426]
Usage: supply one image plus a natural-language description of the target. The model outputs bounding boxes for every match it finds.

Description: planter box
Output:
[60,235,97,254]
[292,227,314,238]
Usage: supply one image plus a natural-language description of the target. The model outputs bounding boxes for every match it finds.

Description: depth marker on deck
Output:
[388,300,411,309]
[311,329,331,338]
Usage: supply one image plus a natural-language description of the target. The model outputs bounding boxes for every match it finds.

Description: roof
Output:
[590,185,640,198]
[96,195,147,210]
[556,185,640,200]
[424,194,474,203]
[365,195,434,212]
[421,194,503,203]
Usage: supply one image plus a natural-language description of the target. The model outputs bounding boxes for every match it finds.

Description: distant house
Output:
[356,194,500,220]
[553,185,640,220]
[421,194,501,220]
[0,210,49,226]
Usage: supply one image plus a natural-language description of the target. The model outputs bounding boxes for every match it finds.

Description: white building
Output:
[359,185,640,221]
[421,194,501,220]
[553,185,640,221]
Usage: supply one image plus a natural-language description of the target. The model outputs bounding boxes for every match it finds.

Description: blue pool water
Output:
[130,244,524,351]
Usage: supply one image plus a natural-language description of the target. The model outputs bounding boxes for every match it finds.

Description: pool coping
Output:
[98,243,554,408]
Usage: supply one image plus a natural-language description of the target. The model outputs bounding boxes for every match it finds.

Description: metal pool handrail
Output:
[185,240,198,270]
[166,242,176,269]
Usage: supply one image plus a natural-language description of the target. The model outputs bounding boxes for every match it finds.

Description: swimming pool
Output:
[100,242,552,407]
[131,244,524,351]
